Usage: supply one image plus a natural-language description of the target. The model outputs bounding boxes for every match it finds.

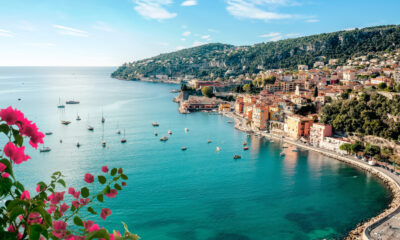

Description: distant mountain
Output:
[112,25,400,81]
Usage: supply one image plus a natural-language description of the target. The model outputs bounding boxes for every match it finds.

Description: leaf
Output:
[110,168,117,176]
[98,175,107,184]
[73,216,84,226]
[0,123,10,135]
[13,133,23,147]
[81,187,89,198]
[34,207,52,227]
[9,206,25,222]
[97,194,104,203]
[104,185,111,194]
[6,199,29,212]
[86,229,110,240]
[28,224,46,240]
[14,181,25,192]
[114,183,122,191]
[57,179,66,188]
[88,207,97,215]
[121,174,128,180]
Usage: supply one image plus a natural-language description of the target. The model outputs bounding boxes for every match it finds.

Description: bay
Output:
[0,67,392,240]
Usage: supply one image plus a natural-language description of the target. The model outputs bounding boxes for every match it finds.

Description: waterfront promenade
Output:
[222,111,400,240]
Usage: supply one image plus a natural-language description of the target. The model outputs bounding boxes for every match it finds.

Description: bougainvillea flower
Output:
[60,203,69,214]
[88,224,99,232]
[52,221,67,239]
[100,208,112,220]
[84,173,94,183]
[48,191,65,205]
[105,189,118,198]
[101,165,109,173]
[0,106,24,125]
[1,172,9,178]
[0,163,6,172]
[20,190,30,200]
[83,220,94,230]
[17,117,45,149]
[71,200,80,209]
[3,142,31,164]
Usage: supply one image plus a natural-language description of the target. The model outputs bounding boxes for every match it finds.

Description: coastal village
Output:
[171,50,400,175]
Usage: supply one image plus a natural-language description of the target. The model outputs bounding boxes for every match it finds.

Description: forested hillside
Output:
[112,25,400,81]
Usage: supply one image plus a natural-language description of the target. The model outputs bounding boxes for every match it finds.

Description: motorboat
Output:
[61,120,71,125]
[207,140,212,144]
[45,132,53,135]
[233,155,241,159]
[116,129,121,134]
[216,146,221,152]
[168,130,172,135]
[181,147,187,151]
[152,122,159,127]
[160,136,168,141]
[40,147,51,153]
[87,125,94,131]
[243,147,249,150]
[154,132,158,136]
[280,152,285,156]
[227,121,233,124]
[66,100,80,104]
[101,116,105,123]
[243,141,247,146]
[101,140,106,147]
[185,128,189,132]
[76,142,81,148]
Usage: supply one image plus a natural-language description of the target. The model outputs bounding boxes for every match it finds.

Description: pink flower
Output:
[0,163,6,172]
[60,203,69,214]
[0,106,24,125]
[18,117,45,149]
[8,225,16,232]
[68,187,75,194]
[122,182,127,187]
[73,191,80,199]
[71,200,80,209]
[1,172,9,178]
[101,166,109,173]
[83,220,94,230]
[118,168,123,174]
[20,190,30,200]
[28,212,42,224]
[105,189,118,198]
[46,205,56,214]
[36,184,41,192]
[79,198,89,206]
[48,191,65,205]
[3,142,31,164]
[52,221,67,239]
[84,173,94,183]
[100,208,112,220]
[88,224,99,232]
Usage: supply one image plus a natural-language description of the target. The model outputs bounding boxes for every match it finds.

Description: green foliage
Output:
[112,25,400,81]
[378,82,387,90]
[320,92,400,141]
[201,86,213,97]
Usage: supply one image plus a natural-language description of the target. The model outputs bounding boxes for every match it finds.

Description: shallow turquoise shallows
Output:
[0,67,392,240]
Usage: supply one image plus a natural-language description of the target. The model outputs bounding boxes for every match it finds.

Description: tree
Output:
[201,86,213,97]
[340,143,352,154]
[364,144,381,157]
[242,83,253,93]
[313,87,318,98]
[378,82,387,90]
[263,76,276,85]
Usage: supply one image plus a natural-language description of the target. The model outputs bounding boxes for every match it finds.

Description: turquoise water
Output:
[0,67,392,240]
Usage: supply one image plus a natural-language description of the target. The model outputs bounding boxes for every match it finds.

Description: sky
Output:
[1,0,400,66]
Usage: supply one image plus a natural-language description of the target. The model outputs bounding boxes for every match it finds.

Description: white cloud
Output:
[134,0,177,20]
[53,24,88,37]
[306,19,319,23]
[259,32,300,41]
[192,41,205,47]
[0,29,13,37]
[226,0,294,21]
[181,38,186,41]
[201,35,211,40]
[93,21,114,32]
[181,0,197,6]
[182,31,191,36]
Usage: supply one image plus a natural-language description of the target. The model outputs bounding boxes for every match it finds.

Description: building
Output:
[252,104,269,130]
[298,65,309,71]
[309,123,333,147]
[343,69,356,82]
[285,115,304,139]
[218,103,231,112]
[234,97,244,115]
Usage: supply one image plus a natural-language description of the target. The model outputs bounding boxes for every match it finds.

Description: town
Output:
[174,49,400,173]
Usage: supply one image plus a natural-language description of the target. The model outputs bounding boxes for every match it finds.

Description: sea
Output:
[0,67,392,240]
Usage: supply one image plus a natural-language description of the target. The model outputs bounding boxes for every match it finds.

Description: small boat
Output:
[368,160,377,166]
[60,140,62,143]
[61,120,71,125]
[76,114,81,121]
[101,109,105,123]
[40,147,51,153]
[243,141,247,146]
[76,142,81,148]
[227,121,233,124]
[121,129,127,143]
[66,100,80,104]
[168,130,172,135]
[185,128,189,132]
[57,98,65,108]
[160,136,168,141]
[181,147,187,151]
[154,132,158,136]
[18,98,21,101]
[87,125,94,131]
[216,146,221,152]
[280,152,285,156]
[233,155,241,159]
[152,122,159,127]
[101,125,106,147]
[101,140,106,147]
[207,140,212,144]
[45,132,53,135]
[243,147,249,150]
[116,129,121,134]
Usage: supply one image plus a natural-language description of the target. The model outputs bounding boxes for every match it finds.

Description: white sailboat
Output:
[121,129,127,143]
[101,125,106,147]
[116,122,121,134]
[76,113,81,121]
[57,97,65,108]
[87,114,94,131]
[101,109,105,124]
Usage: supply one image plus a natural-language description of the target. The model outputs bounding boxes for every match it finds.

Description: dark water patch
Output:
[285,209,326,233]
[167,230,198,240]
[134,218,186,228]
[208,232,252,240]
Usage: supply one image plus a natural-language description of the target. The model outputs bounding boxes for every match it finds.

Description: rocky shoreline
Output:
[222,111,400,240]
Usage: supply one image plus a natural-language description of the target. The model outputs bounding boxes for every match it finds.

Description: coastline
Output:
[222,111,400,240]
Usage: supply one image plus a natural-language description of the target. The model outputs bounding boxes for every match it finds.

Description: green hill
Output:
[112,25,400,81]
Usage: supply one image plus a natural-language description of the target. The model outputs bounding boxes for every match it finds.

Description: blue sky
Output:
[1,0,400,66]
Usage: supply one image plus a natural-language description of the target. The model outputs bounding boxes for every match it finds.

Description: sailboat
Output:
[121,129,127,143]
[101,110,105,124]
[76,113,81,121]
[40,146,51,152]
[87,114,94,131]
[57,97,65,108]
[101,125,106,147]
[116,122,121,134]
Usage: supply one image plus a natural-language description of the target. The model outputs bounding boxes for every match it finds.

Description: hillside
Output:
[112,25,400,81]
